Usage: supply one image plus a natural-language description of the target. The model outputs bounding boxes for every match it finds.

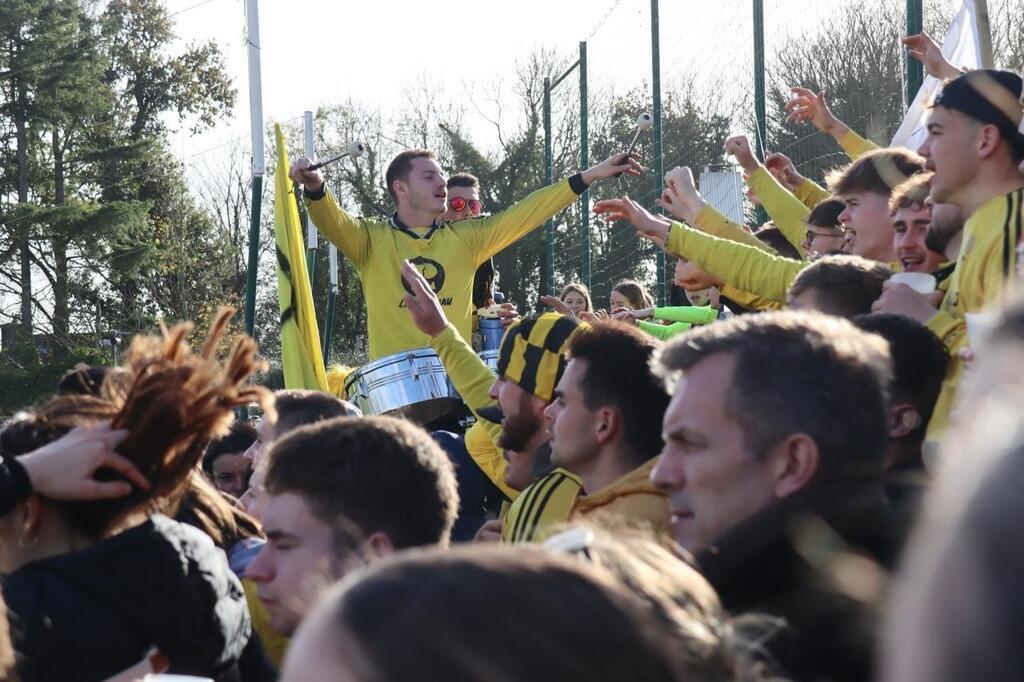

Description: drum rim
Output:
[344,349,446,389]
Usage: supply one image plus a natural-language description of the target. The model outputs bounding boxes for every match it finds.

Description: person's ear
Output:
[393,178,408,203]
[17,496,43,547]
[769,434,819,498]
[363,531,396,559]
[594,406,619,446]
[888,403,922,439]
[976,124,1003,160]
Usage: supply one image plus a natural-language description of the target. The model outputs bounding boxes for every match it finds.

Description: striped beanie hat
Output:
[496,312,584,402]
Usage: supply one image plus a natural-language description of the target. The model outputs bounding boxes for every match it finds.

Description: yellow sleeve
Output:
[305,188,372,268]
[794,178,830,209]
[746,167,810,257]
[837,129,880,161]
[429,324,498,438]
[465,179,578,263]
[428,324,515,495]
[465,421,518,500]
[667,222,804,303]
[720,284,784,311]
[692,204,772,252]
[923,310,968,445]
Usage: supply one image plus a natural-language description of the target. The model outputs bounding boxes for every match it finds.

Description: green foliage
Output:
[0,346,110,417]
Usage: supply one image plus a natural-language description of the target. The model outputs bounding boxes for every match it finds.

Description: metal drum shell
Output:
[345,349,459,424]
[478,349,499,372]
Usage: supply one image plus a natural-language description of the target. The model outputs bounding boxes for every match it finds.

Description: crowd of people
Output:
[1,31,1024,682]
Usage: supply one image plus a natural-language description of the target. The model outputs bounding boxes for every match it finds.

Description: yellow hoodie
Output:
[571,459,671,539]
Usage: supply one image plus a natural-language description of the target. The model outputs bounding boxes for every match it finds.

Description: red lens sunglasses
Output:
[449,196,483,215]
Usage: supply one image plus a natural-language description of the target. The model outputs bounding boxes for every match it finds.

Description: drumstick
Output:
[617,113,654,190]
[308,141,368,171]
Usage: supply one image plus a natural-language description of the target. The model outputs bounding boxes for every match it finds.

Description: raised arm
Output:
[592,196,803,304]
[726,136,811,256]
[467,152,644,262]
[290,157,372,268]
[660,166,771,252]
[785,88,879,161]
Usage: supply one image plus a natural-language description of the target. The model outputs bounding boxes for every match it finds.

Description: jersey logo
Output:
[402,256,447,294]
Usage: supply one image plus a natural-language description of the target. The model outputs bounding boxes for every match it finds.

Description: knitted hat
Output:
[496,312,584,403]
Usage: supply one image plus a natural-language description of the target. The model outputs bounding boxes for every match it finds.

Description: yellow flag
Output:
[273,124,328,391]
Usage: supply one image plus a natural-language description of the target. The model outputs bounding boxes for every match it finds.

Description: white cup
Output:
[889,272,936,294]
[965,312,1000,349]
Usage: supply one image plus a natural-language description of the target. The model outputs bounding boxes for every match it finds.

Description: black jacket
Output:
[697,482,903,682]
[4,514,274,681]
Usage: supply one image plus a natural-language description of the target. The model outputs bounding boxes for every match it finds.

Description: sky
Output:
[166,0,631,168]
[164,0,957,176]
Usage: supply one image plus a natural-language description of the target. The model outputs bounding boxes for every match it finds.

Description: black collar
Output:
[389,212,445,240]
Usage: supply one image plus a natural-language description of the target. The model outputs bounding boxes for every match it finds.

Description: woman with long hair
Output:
[0,308,275,681]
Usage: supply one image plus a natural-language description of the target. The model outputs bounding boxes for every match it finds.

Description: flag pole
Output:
[243,0,265,338]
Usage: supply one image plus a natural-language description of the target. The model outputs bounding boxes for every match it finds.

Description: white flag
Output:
[891,0,982,151]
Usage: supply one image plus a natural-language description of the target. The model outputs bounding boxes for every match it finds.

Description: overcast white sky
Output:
[166,0,628,165]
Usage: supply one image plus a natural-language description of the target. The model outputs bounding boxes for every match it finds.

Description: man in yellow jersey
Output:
[542,321,671,537]
[289,149,641,360]
[872,70,1024,444]
[401,260,585,543]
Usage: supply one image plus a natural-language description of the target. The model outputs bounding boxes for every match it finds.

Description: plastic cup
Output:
[965,312,999,349]
[889,272,936,294]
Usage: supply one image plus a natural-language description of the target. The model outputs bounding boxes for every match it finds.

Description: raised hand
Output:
[539,295,572,316]
[401,259,449,337]
[785,87,846,138]
[474,518,503,543]
[288,157,325,191]
[764,152,806,191]
[724,135,759,173]
[902,33,960,80]
[20,424,149,500]
[581,152,645,185]
[662,166,705,223]
[593,196,672,246]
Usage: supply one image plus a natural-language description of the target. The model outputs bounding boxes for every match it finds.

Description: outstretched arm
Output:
[785,88,879,161]
[468,152,644,262]
[290,157,371,267]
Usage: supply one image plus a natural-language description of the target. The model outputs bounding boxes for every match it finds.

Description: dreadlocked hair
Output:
[0,308,272,541]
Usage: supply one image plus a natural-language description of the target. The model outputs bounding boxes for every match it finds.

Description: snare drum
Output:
[479,349,499,372]
[345,349,459,424]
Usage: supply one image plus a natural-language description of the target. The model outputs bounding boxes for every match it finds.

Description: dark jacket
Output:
[697,481,903,682]
[4,514,274,681]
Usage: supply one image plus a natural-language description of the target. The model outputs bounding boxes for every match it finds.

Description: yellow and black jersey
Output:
[937,188,1022,318]
[502,467,582,543]
[926,187,1023,441]
[306,176,585,360]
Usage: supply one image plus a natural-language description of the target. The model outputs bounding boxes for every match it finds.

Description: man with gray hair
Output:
[651,310,902,682]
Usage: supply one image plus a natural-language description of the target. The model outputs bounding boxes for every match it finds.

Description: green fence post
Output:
[244,175,263,336]
[651,0,666,305]
[543,77,554,298]
[752,0,767,161]
[906,0,924,103]
[579,41,591,290]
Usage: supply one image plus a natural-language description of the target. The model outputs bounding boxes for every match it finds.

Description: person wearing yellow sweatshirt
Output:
[649,151,923,305]
[542,322,672,538]
[401,260,585,543]
[872,70,1024,445]
[289,148,641,360]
